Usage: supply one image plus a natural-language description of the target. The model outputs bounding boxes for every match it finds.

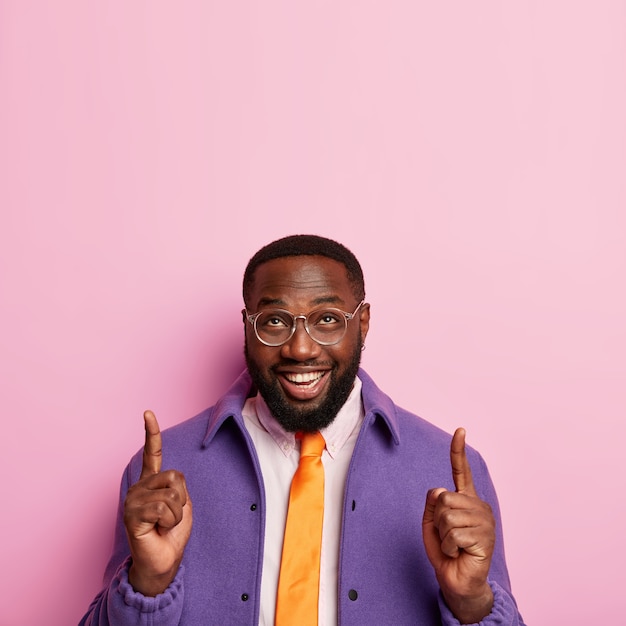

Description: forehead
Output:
[248,256,353,308]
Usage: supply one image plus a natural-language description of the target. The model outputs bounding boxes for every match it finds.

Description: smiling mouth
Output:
[283,371,326,388]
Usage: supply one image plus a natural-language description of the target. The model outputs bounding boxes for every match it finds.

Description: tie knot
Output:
[299,431,325,458]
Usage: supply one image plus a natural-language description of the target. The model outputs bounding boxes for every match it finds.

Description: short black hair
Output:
[243,234,365,306]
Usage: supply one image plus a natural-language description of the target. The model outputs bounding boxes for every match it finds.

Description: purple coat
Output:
[81,369,525,625]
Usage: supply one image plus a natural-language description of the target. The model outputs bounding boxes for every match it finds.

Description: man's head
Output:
[243,234,365,308]
[242,235,370,433]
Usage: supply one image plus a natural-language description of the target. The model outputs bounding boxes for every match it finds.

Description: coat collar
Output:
[357,368,400,445]
[202,367,401,447]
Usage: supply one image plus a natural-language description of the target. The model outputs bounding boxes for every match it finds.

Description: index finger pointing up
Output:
[141,410,162,479]
[450,427,476,495]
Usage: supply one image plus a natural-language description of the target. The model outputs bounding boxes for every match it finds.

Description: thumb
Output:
[422,487,445,525]
[422,488,447,566]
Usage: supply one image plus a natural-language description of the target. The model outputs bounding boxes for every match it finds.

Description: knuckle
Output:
[124,487,141,509]
[163,469,185,484]
[144,445,163,459]
[152,500,168,517]
[447,527,463,544]
[439,509,457,527]
[438,490,455,506]
[163,487,181,506]
[441,536,459,557]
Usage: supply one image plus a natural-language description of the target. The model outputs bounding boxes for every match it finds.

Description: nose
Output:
[280,316,322,362]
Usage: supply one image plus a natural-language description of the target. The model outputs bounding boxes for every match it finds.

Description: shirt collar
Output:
[255,376,364,459]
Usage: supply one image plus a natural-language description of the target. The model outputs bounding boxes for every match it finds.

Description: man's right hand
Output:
[123,410,193,596]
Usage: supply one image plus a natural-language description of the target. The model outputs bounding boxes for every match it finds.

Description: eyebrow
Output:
[256,295,344,309]
[256,297,286,307]
[311,295,344,306]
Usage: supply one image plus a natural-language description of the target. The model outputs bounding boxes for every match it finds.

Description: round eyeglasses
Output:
[245,300,365,347]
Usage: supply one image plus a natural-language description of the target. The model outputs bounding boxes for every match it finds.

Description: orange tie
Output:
[275,431,326,625]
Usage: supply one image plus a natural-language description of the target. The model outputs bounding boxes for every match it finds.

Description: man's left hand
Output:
[422,428,495,624]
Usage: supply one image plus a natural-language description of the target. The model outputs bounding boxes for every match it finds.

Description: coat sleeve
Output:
[438,580,526,626]
[78,461,186,626]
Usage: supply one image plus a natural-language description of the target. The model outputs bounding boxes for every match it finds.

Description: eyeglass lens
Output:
[254,309,348,346]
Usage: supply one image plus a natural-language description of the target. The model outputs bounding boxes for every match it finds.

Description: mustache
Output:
[271,360,335,370]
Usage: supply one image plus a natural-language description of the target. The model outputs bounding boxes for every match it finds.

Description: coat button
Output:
[348,589,358,601]
[241,593,249,601]
[250,504,257,511]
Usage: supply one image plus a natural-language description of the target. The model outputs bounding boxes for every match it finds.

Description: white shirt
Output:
[242,377,364,626]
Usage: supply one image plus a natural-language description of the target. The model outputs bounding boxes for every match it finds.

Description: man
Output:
[81,235,525,625]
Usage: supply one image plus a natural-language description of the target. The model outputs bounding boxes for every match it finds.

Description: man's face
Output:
[244,255,370,433]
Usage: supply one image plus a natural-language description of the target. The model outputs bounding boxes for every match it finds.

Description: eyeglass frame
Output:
[244,300,365,347]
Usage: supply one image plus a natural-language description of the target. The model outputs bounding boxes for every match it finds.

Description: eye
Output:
[314,311,342,326]
[259,312,291,328]
[267,316,286,327]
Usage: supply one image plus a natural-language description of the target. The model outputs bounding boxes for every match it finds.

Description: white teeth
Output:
[285,371,324,384]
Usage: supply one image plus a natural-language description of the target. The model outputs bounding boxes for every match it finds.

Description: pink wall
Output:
[1,3,624,624]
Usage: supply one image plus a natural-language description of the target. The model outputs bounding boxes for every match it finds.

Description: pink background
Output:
[1,3,624,624]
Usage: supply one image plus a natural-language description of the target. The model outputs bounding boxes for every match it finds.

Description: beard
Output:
[244,335,363,433]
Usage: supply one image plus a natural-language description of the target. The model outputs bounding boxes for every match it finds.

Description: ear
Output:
[241,308,248,326]
[359,302,370,343]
